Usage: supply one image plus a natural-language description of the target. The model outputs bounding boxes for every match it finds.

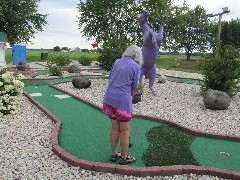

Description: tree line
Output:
[0,0,239,61]
[77,0,240,60]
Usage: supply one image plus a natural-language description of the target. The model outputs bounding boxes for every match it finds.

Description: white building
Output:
[0,32,8,66]
[70,47,80,52]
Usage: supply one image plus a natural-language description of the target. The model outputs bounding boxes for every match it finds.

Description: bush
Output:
[81,49,90,53]
[97,36,130,71]
[47,63,63,76]
[198,44,240,97]
[0,67,25,116]
[47,54,71,76]
[48,54,71,67]
[77,56,92,66]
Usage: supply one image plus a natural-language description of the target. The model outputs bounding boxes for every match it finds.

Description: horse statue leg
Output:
[148,67,157,96]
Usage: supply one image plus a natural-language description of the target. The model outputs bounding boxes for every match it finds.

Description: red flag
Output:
[91,43,98,48]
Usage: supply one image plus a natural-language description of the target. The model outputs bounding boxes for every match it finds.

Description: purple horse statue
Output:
[138,10,168,96]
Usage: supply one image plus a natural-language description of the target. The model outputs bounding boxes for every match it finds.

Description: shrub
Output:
[49,54,71,67]
[198,44,240,96]
[0,67,25,116]
[47,54,71,76]
[47,63,63,76]
[97,36,130,71]
[16,60,27,71]
[77,56,92,66]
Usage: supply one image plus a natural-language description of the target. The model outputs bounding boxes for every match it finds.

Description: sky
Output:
[23,0,240,50]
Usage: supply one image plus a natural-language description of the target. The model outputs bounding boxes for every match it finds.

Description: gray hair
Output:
[122,45,142,65]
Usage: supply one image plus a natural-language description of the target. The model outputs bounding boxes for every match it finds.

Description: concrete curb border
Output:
[23,75,108,81]
[23,81,240,178]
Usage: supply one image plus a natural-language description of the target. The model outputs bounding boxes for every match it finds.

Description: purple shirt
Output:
[103,57,141,112]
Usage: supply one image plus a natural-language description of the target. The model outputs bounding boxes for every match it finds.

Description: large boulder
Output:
[203,89,231,110]
[68,64,80,73]
[16,60,27,71]
[72,77,91,89]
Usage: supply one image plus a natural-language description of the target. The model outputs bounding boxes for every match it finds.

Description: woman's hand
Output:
[131,88,137,97]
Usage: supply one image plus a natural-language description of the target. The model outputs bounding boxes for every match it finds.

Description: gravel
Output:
[56,70,240,137]
[1,69,237,179]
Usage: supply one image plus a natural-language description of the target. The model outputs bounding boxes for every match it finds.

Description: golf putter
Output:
[129,137,133,147]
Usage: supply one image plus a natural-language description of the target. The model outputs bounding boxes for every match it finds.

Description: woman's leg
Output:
[119,121,130,159]
[110,119,120,155]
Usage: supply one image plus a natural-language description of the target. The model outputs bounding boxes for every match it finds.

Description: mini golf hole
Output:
[220,152,230,157]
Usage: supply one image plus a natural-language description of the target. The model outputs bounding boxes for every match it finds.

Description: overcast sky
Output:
[25,0,240,50]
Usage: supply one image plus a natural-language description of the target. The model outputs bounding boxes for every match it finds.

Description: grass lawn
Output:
[157,55,201,73]
[5,49,99,63]
[5,49,203,74]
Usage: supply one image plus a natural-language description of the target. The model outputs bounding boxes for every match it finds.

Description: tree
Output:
[97,35,130,71]
[78,0,138,45]
[77,0,173,71]
[138,0,172,32]
[77,0,172,46]
[62,47,69,51]
[0,0,47,46]
[164,5,212,60]
[221,18,240,49]
[53,46,60,52]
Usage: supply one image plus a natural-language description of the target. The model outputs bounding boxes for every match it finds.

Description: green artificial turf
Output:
[34,70,48,76]
[191,137,240,172]
[142,125,199,166]
[22,79,47,87]
[87,69,110,75]
[23,74,240,171]
[167,76,204,85]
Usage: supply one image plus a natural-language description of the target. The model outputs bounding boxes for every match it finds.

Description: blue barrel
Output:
[12,44,27,65]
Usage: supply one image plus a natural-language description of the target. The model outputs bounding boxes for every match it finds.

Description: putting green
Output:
[166,76,204,85]
[86,69,204,85]
[191,137,240,172]
[24,84,161,167]
[23,72,240,171]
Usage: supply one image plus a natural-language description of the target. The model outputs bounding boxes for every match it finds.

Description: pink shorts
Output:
[102,103,132,122]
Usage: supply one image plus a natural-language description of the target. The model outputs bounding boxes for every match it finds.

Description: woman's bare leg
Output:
[110,119,120,155]
[119,121,130,159]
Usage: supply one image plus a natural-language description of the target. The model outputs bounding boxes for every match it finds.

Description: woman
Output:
[103,45,142,165]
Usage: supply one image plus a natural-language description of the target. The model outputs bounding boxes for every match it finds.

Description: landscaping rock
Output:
[72,77,91,89]
[203,89,231,110]
[30,72,36,78]
[68,64,80,73]
[157,75,167,83]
